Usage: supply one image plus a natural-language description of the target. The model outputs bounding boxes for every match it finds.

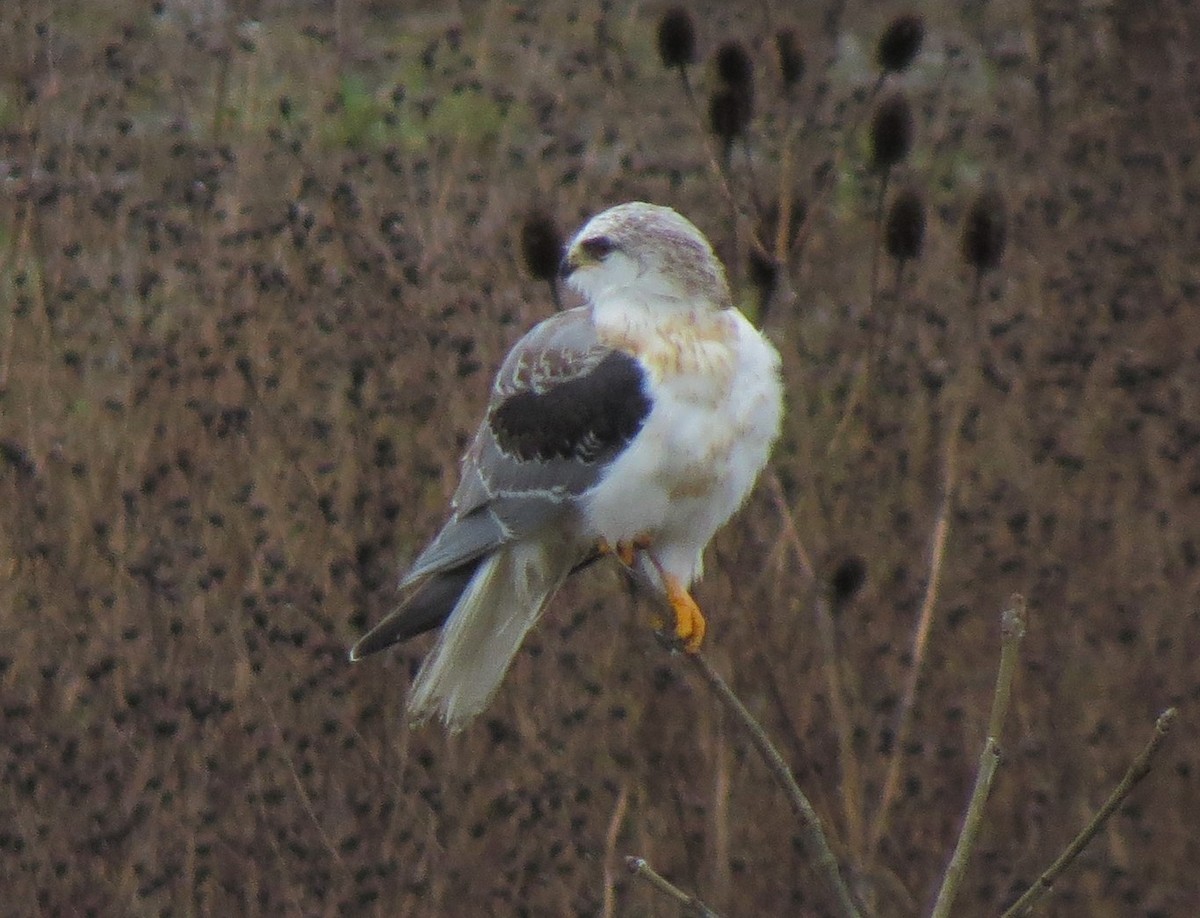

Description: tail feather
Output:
[408,538,572,730]
[349,560,481,661]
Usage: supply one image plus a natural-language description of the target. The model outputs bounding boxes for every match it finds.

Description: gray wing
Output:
[400,307,651,587]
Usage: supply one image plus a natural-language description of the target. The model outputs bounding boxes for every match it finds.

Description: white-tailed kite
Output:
[351,202,783,730]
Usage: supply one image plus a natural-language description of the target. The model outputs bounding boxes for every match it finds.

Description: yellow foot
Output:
[661,572,706,653]
[599,538,706,651]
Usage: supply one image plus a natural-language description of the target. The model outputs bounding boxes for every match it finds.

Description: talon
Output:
[662,572,706,653]
[598,534,652,567]
[616,540,637,567]
[617,534,653,566]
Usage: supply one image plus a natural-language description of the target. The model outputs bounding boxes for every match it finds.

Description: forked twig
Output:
[1000,707,1179,918]
[929,596,1027,918]
[684,651,862,918]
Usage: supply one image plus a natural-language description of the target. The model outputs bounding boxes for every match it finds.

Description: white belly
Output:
[582,311,782,585]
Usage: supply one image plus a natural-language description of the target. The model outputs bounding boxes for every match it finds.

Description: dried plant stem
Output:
[814,593,866,857]
[867,168,891,343]
[626,856,722,918]
[1000,707,1178,918]
[253,684,350,880]
[210,12,238,144]
[867,414,961,855]
[791,72,886,256]
[670,57,772,276]
[825,355,870,458]
[601,784,630,918]
[929,597,1027,918]
[674,71,747,239]
[684,652,862,918]
[764,471,815,582]
[711,710,733,906]
[677,68,698,118]
[763,472,863,868]
[773,134,799,262]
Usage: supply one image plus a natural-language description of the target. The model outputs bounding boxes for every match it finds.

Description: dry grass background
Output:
[1,1,1198,915]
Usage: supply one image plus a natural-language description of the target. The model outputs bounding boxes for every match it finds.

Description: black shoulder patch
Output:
[489,351,651,463]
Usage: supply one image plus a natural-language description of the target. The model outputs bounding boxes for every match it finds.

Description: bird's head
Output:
[560,202,732,312]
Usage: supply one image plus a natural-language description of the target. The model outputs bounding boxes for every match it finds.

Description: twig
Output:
[929,596,1027,918]
[867,411,962,855]
[626,856,722,918]
[1000,707,1179,918]
[684,652,862,918]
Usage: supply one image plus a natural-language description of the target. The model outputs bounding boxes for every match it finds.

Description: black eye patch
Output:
[579,235,617,260]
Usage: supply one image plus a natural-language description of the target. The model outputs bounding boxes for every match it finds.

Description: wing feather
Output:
[401,307,650,585]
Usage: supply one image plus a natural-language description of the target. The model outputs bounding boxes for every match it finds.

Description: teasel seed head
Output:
[885,189,926,262]
[656,7,697,71]
[520,209,563,284]
[877,14,925,74]
[715,41,754,96]
[775,29,805,93]
[961,188,1007,273]
[870,92,913,171]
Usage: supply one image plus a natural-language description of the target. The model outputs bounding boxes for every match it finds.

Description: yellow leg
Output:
[598,537,705,651]
[597,535,651,567]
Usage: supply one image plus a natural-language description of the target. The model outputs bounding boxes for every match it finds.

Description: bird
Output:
[350,202,783,730]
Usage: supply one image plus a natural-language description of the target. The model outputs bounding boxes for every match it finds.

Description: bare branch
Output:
[1000,707,1179,918]
[684,652,863,918]
[930,596,1027,918]
[626,855,722,918]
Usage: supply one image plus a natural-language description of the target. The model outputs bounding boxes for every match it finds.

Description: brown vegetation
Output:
[1,1,1198,915]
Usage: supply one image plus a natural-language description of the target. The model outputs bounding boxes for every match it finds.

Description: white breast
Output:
[583,308,783,586]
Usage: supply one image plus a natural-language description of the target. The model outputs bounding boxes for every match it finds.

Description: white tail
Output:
[407,538,569,731]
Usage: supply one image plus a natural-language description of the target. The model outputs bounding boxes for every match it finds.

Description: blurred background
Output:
[1,1,1197,915]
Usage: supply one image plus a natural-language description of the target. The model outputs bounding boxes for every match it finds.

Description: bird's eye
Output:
[580,235,617,260]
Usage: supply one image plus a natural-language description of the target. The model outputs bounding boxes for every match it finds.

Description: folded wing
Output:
[350,307,653,726]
